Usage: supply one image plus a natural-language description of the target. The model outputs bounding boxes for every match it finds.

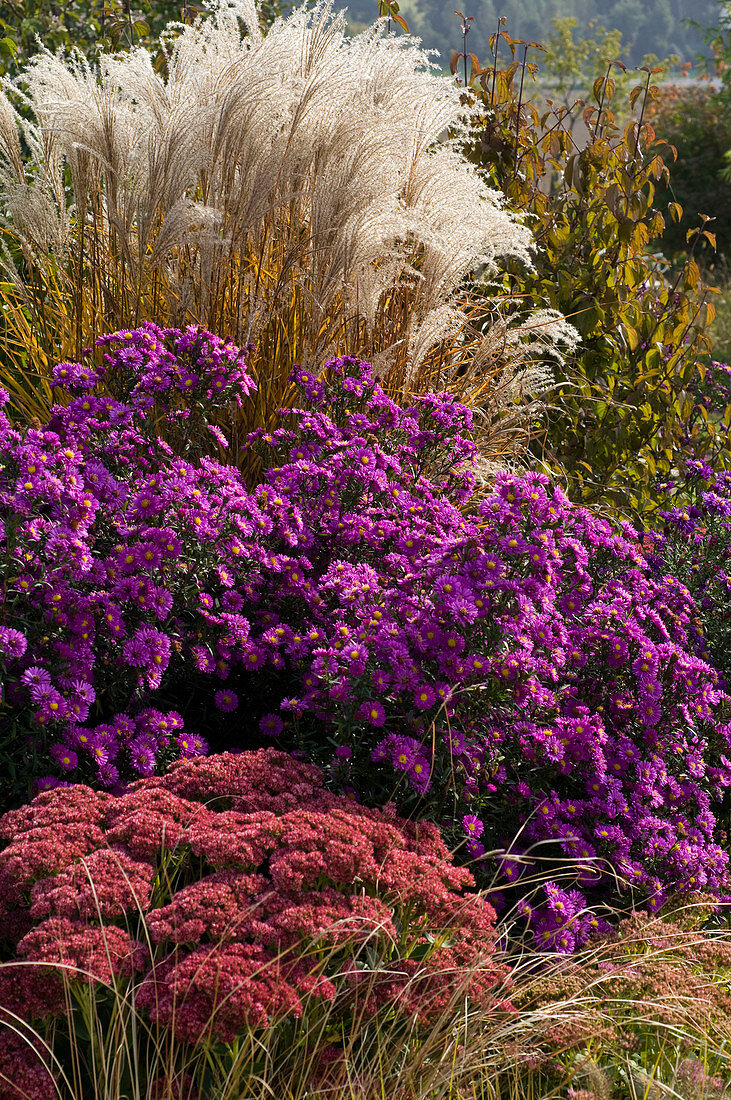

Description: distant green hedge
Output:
[648,82,731,269]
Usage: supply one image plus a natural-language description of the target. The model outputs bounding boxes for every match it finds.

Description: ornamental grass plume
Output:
[515,903,731,1099]
[0,0,569,474]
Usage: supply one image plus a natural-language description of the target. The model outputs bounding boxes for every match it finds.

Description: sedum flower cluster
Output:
[1,324,731,950]
[0,750,508,1096]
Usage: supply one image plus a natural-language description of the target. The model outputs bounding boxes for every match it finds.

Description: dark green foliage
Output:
[648,82,731,268]
[648,459,731,691]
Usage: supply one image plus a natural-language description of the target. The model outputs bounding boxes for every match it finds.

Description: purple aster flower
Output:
[72,680,95,704]
[342,642,368,667]
[111,715,136,742]
[123,629,153,668]
[526,545,548,569]
[371,740,389,762]
[0,627,27,658]
[49,744,78,772]
[462,814,484,838]
[90,743,109,768]
[175,733,198,757]
[608,636,628,663]
[639,699,662,726]
[21,666,52,691]
[640,679,663,701]
[113,345,144,369]
[130,490,162,518]
[442,632,465,656]
[413,684,435,710]
[51,360,101,390]
[259,713,284,737]
[409,755,431,791]
[129,740,156,777]
[135,627,171,682]
[51,361,80,386]
[465,837,485,858]
[499,533,528,555]
[354,446,376,469]
[97,761,120,786]
[391,735,419,771]
[178,372,199,392]
[214,689,238,712]
[33,776,73,793]
[38,687,67,721]
[632,647,659,681]
[359,701,386,727]
[242,646,265,670]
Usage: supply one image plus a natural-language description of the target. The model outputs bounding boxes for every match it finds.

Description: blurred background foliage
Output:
[0,0,285,74]
[647,80,731,270]
[345,0,717,71]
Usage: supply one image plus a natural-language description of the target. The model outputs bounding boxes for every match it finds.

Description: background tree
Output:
[459,31,722,518]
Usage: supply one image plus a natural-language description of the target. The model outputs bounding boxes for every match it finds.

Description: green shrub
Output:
[0,0,284,78]
[647,81,731,268]
[460,36,724,519]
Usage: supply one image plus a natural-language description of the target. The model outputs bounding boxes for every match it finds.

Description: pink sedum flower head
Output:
[0,750,507,1079]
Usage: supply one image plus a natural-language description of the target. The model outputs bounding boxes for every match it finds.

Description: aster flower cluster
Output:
[0,750,508,1089]
[0,323,261,797]
[230,359,731,940]
[3,333,731,946]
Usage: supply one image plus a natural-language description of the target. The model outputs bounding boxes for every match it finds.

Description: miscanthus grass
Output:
[0,0,576,470]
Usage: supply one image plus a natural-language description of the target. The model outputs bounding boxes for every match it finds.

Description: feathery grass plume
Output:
[421,302,580,482]
[0,0,569,473]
